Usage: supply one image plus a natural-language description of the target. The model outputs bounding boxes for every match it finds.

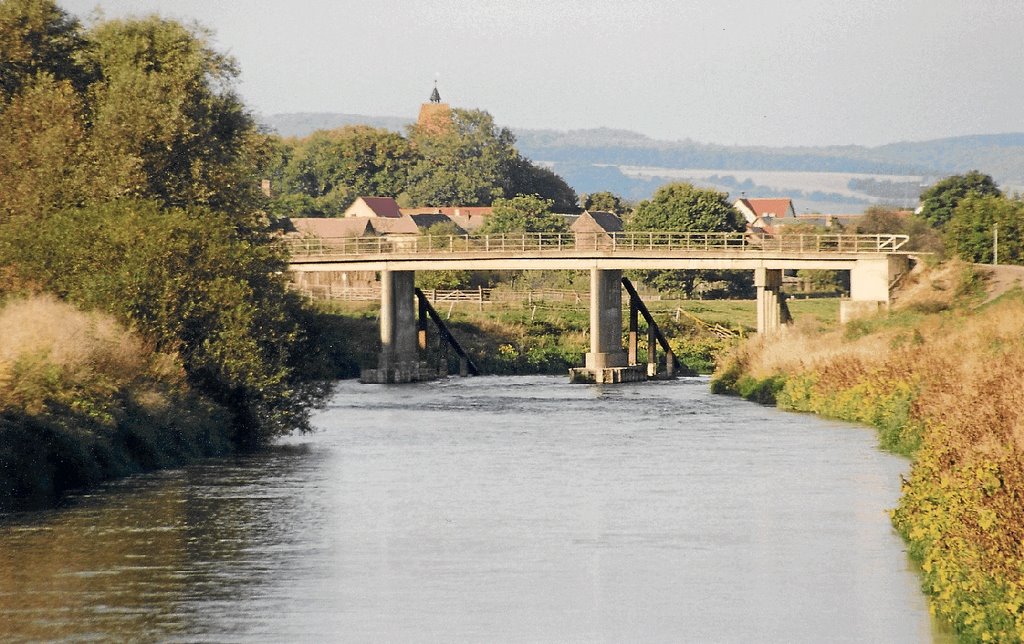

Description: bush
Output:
[0,200,324,447]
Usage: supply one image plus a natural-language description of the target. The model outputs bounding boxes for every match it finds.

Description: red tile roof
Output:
[345,196,403,218]
[739,198,794,218]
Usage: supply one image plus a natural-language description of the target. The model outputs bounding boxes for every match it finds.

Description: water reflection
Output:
[0,376,945,642]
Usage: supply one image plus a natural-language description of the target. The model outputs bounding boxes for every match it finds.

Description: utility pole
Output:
[993,221,999,266]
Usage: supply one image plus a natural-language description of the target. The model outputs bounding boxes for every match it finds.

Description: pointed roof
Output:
[429,83,441,103]
[735,198,795,219]
[343,196,403,218]
[571,210,623,233]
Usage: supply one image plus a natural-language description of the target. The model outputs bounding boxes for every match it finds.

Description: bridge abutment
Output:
[840,255,912,323]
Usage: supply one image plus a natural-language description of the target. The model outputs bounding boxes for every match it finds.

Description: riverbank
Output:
[0,296,233,511]
[711,261,1024,641]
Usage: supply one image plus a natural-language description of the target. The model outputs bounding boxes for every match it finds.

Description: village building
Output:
[343,196,404,219]
[416,83,453,134]
[733,197,796,235]
[571,210,623,249]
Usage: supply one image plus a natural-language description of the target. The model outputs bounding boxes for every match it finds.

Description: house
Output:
[733,198,796,235]
[343,196,403,219]
[733,198,796,223]
[571,210,623,249]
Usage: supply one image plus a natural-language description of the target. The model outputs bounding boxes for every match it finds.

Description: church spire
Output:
[429,82,441,104]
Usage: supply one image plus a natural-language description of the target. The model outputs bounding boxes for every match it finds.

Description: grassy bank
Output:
[712,263,1024,642]
[0,296,233,511]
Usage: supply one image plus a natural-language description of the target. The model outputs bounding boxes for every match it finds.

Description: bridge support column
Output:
[361,270,432,383]
[755,268,783,335]
[841,255,911,323]
[570,269,644,383]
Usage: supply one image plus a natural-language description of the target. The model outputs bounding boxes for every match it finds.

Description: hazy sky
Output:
[58,0,1024,147]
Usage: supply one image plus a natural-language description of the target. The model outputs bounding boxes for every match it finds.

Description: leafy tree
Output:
[855,205,943,254]
[406,108,518,206]
[945,194,1024,264]
[479,194,567,234]
[627,183,745,298]
[82,16,264,221]
[918,171,1001,229]
[0,199,322,447]
[280,125,412,216]
[0,0,93,103]
[0,74,87,220]
[508,157,578,212]
[582,191,628,215]
[628,182,744,233]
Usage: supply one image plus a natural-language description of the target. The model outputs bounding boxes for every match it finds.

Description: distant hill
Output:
[259,113,1024,211]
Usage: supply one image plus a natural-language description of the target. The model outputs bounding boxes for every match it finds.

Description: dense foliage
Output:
[918,171,1002,229]
[0,1,325,462]
[0,201,323,446]
[626,182,748,298]
[945,194,1024,265]
[269,108,579,216]
[479,195,567,234]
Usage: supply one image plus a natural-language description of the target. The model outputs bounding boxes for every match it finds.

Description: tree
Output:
[626,183,745,298]
[0,0,93,104]
[0,199,322,446]
[944,194,1024,264]
[0,74,87,220]
[280,125,412,216]
[82,16,264,221]
[405,108,519,206]
[508,157,578,212]
[855,205,943,254]
[628,182,744,233]
[582,191,628,215]
[479,194,567,234]
[918,171,1001,229]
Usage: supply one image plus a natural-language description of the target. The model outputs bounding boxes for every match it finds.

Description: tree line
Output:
[0,0,326,450]
[264,112,578,218]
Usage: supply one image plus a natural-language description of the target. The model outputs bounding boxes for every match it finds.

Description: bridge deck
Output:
[284,232,910,272]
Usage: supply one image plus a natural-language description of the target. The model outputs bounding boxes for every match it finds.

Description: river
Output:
[0,376,946,642]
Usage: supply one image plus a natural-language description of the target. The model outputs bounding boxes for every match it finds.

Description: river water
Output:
[0,376,945,642]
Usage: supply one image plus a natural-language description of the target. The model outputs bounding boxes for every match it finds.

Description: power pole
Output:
[993,221,999,266]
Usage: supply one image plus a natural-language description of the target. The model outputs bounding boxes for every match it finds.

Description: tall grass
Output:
[712,263,1024,641]
[0,296,231,510]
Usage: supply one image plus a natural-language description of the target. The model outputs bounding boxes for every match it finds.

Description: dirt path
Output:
[975,264,1024,302]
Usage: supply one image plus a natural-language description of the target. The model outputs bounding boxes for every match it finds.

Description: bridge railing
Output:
[282,232,909,258]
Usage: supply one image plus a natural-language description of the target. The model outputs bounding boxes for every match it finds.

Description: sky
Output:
[57,0,1024,148]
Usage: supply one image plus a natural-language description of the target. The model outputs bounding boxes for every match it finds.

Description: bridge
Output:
[284,232,911,383]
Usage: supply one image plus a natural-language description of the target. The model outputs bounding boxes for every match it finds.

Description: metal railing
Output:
[283,232,909,259]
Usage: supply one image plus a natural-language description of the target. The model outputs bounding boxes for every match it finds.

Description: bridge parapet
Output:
[283,232,909,260]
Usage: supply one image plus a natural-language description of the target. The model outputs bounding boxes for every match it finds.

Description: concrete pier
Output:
[755,267,783,335]
[570,269,645,383]
[360,270,435,383]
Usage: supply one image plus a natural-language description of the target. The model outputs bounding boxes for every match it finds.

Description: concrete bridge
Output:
[285,232,911,383]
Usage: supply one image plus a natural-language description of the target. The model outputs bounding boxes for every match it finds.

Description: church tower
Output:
[417,82,452,133]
